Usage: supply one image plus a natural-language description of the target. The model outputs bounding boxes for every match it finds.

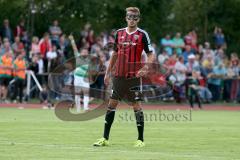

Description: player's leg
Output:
[132,102,145,147]
[74,76,81,112]
[93,77,122,146]
[103,98,118,140]
[93,98,118,146]
[82,77,90,111]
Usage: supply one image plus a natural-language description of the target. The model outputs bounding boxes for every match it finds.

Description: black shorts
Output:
[0,77,11,86]
[110,76,141,103]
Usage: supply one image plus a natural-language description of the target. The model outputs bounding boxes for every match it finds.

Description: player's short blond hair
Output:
[126,7,140,15]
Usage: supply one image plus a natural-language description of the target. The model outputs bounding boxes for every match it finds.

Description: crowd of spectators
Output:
[0,18,239,104]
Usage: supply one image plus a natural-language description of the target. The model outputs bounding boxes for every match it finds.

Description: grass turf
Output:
[0,108,240,160]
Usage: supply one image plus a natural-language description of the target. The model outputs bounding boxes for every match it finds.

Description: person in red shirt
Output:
[39,33,52,72]
[93,7,155,147]
[14,19,26,39]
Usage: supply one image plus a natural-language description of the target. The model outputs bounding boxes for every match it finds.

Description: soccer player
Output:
[69,35,90,112]
[93,7,155,147]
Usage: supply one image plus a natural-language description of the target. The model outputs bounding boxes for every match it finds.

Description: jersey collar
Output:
[125,27,138,35]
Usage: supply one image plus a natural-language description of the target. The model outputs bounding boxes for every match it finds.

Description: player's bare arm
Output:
[104,51,118,85]
[136,52,155,77]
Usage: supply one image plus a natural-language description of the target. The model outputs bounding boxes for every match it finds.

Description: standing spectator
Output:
[0,52,13,102]
[14,19,26,39]
[161,34,173,56]
[172,32,185,56]
[214,48,225,66]
[207,63,227,101]
[174,56,187,83]
[81,23,91,38]
[223,61,233,102]
[185,30,198,52]
[12,36,24,58]
[0,38,13,56]
[46,44,58,72]
[214,26,226,49]
[12,54,26,103]
[86,29,95,50]
[30,36,40,58]
[0,19,13,42]
[49,20,62,45]
[39,32,52,72]
[57,34,69,63]
[229,54,239,101]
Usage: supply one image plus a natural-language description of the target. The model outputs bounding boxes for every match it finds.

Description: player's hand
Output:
[104,74,110,86]
[136,66,149,78]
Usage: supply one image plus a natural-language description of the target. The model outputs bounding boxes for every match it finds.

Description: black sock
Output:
[103,106,116,140]
[189,96,194,108]
[134,109,144,142]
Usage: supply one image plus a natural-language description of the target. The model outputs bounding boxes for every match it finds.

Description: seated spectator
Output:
[202,55,214,69]
[185,54,200,74]
[161,34,173,56]
[158,49,169,64]
[183,45,194,64]
[164,53,177,70]
[202,42,215,60]
[172,32,185,56]
[12,36,24,58]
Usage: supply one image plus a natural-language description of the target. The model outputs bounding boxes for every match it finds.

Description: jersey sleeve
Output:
[142,32,153,55]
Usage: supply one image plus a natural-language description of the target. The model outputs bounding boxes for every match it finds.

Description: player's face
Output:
[126,12,140,28]
[80,49,89,57]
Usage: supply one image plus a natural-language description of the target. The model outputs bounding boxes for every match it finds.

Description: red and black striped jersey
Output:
[113,27,153,78]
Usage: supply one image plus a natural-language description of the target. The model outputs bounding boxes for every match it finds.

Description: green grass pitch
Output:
[0,108,240,160]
